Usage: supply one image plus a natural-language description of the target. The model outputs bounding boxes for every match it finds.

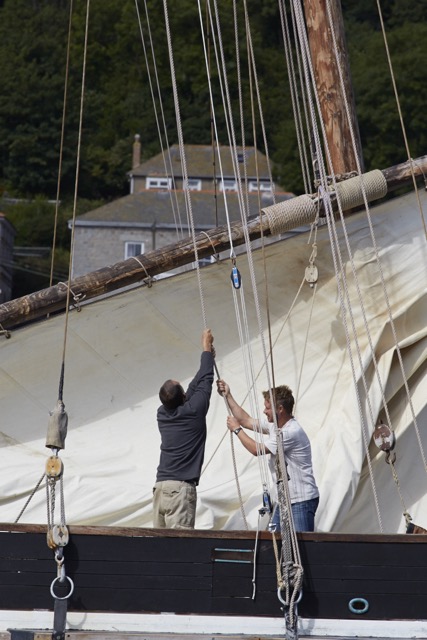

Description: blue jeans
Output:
[269,496,319,532]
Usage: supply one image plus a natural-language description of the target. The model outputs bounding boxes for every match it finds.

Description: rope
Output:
[130,255,152,282]
[291,0,412,530]
[217,9,306,634]
[137,0,184,239]
[229,428,249,530]
[241,0,276,202]
[201,0,272,512]
[14,472,46,523]
[164,0,208,328]
[198,0,239,259]
[200,0,284,528]
[262,194,318,235]
[278,0,311,194]
[39,3,92,626]
[323,0,422,460]
[374,0,427,239]
[199,231,219,260]
[321,187,384,531]
[324,0,427,487]
[244,0,279,420]
[49,0,74,289]
[334,170,387,209]
[294,245,318,412]
[233,0,251,220]
[63,0,90,361]
[275,433,304,637]
[261,169,387,237]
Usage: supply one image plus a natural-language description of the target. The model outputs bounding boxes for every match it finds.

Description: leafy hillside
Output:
[0,0,425,201]
[0,0,426,297]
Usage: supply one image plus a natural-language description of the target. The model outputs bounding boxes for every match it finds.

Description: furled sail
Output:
[1,187,426,532]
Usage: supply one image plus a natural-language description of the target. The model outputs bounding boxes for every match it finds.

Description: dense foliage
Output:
[1,0,426,200]
[0,0,426,295]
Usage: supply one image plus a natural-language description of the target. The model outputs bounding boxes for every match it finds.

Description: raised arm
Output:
[186,329,215,401]
[202,328,214,353]
[216,379,259,431]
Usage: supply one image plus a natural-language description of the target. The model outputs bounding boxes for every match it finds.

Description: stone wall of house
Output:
[72,225,181,278]
[0,214,16,303]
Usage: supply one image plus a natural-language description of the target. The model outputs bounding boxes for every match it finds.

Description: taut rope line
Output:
[136,0,184,239]
[374,0,427,239]
[49,0,74,290]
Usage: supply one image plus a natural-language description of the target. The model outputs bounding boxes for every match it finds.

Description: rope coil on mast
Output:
[261,170,388,236]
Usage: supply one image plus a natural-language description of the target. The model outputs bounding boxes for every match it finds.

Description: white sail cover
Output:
[1,188,426,533]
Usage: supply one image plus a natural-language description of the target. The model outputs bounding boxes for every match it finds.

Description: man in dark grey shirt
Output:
[153,329,215,529]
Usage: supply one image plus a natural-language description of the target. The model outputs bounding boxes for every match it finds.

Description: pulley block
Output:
[373,421,395,452]
[231,265,242,289]
[305,264,318,285]
[47,525,69,550]
[46,456,64,479]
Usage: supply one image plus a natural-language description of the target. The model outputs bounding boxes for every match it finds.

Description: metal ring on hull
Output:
[50,575,74,600]
[348,597,369,614]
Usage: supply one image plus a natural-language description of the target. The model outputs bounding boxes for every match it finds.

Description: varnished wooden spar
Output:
[0,217,258,330]
[303,0,364,175]
[0,155,426,330]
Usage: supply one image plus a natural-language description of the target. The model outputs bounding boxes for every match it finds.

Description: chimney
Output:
[132,134,141,169]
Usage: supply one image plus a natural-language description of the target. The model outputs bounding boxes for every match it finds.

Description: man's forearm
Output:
[234,428,258,455]
[226,394,257,430]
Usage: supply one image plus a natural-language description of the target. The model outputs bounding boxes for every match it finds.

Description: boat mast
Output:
[303,0,364,175]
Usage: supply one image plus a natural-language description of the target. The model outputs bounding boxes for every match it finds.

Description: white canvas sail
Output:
[1,187,426,533]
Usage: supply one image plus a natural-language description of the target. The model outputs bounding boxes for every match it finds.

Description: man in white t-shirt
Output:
[217,380,319,531]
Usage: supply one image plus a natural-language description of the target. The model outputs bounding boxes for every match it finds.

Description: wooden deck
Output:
[0,633,414,640]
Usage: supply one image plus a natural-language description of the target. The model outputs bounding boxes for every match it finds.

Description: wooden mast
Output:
[0,155,425,330]
[303,0,364,174]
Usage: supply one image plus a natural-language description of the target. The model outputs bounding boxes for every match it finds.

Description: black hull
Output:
[1,524,427,622]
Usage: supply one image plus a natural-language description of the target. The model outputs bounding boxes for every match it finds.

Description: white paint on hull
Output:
[1,611,427,638]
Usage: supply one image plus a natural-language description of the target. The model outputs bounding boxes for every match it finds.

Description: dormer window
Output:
[185,178,202,191]
[248,180,273,193]
[146,177,171,190]
[237,151,246,163]
[219,179,237,192]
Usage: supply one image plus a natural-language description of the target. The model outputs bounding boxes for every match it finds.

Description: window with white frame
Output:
[219,179,237,192]
[185,178,202,191]
[146,177,171,190]
[125,241,145,259]
[197,255,216,268]
[248,180,273,193]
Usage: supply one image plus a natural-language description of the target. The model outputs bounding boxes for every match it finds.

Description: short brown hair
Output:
[262,385,294,415]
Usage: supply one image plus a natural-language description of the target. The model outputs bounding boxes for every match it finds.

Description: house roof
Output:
[130,144,274,180]
[73,189,293,228]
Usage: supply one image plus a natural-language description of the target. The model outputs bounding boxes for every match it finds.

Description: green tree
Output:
[0,0,71,196]
[0,0,426,201]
